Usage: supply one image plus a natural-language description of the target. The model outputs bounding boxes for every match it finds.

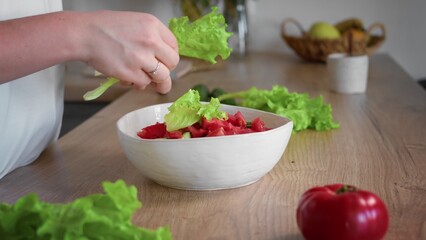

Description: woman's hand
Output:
[78,10,179,94]
[0,10,179,93]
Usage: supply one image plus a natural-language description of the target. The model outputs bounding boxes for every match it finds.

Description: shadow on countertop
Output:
[60,101,109,138]
[418,78,426,90]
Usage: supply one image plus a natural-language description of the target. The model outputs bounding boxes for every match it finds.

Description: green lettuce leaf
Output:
[197,97,228,121]
[84,6,232,101]
[169,6,233,64]
[0,180,172,240]
[218,85,340,132]
[83,77,120,101]
[164,89,227,132]
[164,89,202,132]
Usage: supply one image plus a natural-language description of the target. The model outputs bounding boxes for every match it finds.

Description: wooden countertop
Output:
[1,52,425,240]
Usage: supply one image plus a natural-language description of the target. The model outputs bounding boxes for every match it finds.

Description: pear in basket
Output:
[308,22,341,40]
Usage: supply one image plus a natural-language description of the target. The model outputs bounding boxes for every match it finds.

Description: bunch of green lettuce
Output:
[218,85,340,132]
[0,180,171,240]
[169,6,233,64]
[165,89,227,131]
[84,6,233,101]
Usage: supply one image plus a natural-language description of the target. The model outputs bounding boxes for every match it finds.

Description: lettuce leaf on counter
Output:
[0,180,172,240]
[169,6,233,64]
[164,89,227,132]
[218,85,340,132]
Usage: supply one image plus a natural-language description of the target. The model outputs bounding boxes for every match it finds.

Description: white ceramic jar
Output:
[327,53,369,94]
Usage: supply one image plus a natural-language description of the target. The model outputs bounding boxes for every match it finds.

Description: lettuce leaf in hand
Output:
[169,6,233,64]
[83,77,120,101]
[84,6,232,101]
[0,180,172,240]
[218,85,340,132]
[164,89,227,132]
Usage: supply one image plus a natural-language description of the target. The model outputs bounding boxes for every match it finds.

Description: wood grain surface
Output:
[0,53,425,240]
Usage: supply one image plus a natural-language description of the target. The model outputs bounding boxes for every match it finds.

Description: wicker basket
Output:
[281,18,386,62]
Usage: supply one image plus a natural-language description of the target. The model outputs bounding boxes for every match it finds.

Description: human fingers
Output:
[124,59,171,92]
[152,42,179,72]
[159,23,179,55]
[131,72,152,90]
[150,74,172,94]
[145,60,171,84]
[112,66,152,90]
[143,59,173,94]
[152,23,180,70]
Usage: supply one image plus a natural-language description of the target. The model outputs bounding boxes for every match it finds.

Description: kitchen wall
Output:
[63,0,426,81]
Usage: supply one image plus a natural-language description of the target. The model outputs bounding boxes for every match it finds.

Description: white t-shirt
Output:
[0,0,64,179]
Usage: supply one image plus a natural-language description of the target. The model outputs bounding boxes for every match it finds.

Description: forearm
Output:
[0,11,85,83]
[0,10,179,94]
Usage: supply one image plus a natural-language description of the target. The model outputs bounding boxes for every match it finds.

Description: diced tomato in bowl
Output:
[136,122,167,139]
[137,111,270,140]
[116,102,293,191]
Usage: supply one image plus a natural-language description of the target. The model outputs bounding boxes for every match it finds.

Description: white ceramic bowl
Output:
[117,103,293,190]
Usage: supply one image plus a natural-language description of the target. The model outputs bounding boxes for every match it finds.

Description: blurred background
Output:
[60,0,426,136]
[63,0,426,81]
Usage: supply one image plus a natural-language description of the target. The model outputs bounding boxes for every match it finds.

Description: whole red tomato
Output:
[296,184,389,240]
